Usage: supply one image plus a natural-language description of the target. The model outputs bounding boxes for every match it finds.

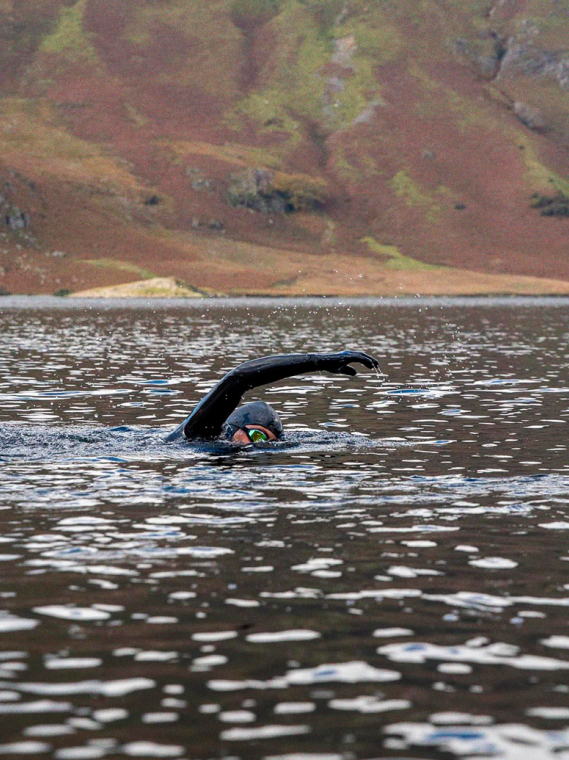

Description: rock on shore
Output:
[69,277,203,298]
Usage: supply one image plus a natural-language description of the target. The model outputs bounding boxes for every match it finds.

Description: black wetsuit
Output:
[166,350,379,442]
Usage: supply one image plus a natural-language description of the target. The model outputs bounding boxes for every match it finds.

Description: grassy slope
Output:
[2,0,569,294]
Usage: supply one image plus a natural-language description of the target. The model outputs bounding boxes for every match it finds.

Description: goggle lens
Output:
[247,428,269,443]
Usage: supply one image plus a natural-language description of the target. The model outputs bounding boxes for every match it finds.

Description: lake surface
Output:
[1,295,569,760]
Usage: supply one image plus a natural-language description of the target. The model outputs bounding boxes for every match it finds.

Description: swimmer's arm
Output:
[164,372,244,441]
[166,351,380,441]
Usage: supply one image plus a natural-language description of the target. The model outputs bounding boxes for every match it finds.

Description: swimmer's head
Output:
[223,401,283,444]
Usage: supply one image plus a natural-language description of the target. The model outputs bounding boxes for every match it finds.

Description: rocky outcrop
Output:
[453,32,507,80]
[530,192,569,217]
[498,42,569,89]
[4,207,29,231]
[226,168,329,214]
[513,101,546,132]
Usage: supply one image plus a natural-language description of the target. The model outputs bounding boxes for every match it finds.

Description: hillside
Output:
[2,0,569,295]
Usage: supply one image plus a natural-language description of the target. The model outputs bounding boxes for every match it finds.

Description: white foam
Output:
[292,558,343,572]
[373,628,414,638]
[327,589,422,601]
[274,702,315,714]
[423,591,512,610]
[0,699,71,714]
[378,641,569,671]
[384,720,569,759]
[134,651,178,662]
[145,617,178,624]
[246,630,320,643]
[57,517,114,526]
[23,725,74,737]
[218,710,255,723]
[225,598,260,607]
[437,663,473,674]
[286,661,401,685]
[191,631,237,642]
[220,725,309,741]
[33,606,110,621]
[329,696,411,713]
[0,691,20,701]
[192,655,227,667]
[54,748,105,759]
[122,742,184,757]
[402,540,438,547]
[542,635,569,649]
[12,678,155,697]
[176,547,233,557]
[141,712,179,723]
[92,708,128,722]
[388,566,444,577]
[44,658,102,669]
[469,557,518,569]
[0,615,38,632]
[0,742,50,754]
[526,707,569,719]
[429,712,493,725]
[207,659,400,692]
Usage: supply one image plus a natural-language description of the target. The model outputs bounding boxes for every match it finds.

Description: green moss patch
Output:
[389,170,442,222]
[226,0,397,145]
[361,236,440,271]
[518,134,569,197]
[81,258,155,279]
[40,0,98,62]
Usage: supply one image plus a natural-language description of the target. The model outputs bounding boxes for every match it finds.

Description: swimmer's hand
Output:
[315,350,381,377]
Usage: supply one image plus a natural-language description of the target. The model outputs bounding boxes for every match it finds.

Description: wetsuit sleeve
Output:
[166,350,380,442]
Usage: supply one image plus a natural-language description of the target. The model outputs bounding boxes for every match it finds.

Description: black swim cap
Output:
[223,401,283,440]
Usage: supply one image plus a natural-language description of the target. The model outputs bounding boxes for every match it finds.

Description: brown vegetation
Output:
[2,0,569,296]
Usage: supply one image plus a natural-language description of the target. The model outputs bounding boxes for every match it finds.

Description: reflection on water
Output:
[1,296,569,759]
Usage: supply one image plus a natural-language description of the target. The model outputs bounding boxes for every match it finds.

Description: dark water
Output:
[1,296,569,760]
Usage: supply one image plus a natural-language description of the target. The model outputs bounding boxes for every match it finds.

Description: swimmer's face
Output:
[230,424,278,444]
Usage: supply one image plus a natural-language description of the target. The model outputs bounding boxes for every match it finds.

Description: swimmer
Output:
[166,350,380,444]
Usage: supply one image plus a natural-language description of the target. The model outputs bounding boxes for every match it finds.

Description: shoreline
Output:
[6,277,569,300]
[4,293,569,309]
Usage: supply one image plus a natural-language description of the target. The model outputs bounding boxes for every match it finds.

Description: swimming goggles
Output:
[246,427,269,443]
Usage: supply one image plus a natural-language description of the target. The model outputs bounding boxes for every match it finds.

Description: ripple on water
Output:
[1,300,569,758]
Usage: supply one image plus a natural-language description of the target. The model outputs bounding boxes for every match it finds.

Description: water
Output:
[1,295,569,760]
